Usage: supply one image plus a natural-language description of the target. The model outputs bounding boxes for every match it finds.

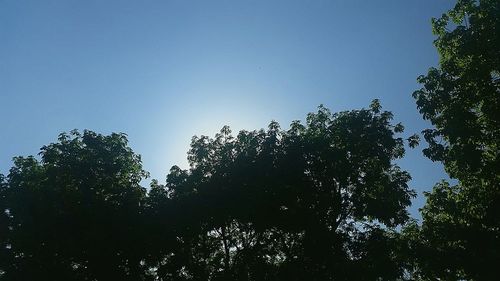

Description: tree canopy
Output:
[0,131,150,280]
[1,1,498,280]
[0,103,417,280]
[408,0,500,279]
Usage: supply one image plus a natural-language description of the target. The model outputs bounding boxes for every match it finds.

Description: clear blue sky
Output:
[1,0,454,216]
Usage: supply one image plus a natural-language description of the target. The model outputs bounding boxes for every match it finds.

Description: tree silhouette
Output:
[407,0,500,279]
[1,1,496,280]
[0,131,150,280]
[1,102,416,280]
[144,101,416,280]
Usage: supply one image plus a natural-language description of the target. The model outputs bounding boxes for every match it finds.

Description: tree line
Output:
[0,0,498,280]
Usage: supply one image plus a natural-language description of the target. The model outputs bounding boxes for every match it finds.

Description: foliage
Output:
[152,101,415,280]
[413,0,499,184]
[0,131,150,280]
[0,102,416,280]
[409,0,500,279]
[1,1,497,279]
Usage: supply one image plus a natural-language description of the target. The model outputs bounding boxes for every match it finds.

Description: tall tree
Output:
[410,0,500,279]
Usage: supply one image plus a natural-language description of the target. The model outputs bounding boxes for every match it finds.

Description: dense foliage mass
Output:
[407,0,499,280]
[0,131,149,280]
[0,103,416,280]
[0,1,498,280]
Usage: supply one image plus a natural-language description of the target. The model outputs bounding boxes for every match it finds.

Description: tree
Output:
[410,0,500,279]
[1,102,417,280]
[153,101,416,280]
[0,130,150,281]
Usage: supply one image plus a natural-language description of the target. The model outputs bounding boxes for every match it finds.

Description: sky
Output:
[1,0,454,216]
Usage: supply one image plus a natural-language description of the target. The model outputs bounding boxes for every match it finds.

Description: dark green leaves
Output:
[0,102,417,280]
[155,102,415,280]
[0,131,149,281]
[409,0,500,279]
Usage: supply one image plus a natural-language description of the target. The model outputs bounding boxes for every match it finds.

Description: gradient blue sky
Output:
[1,0,454,216]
